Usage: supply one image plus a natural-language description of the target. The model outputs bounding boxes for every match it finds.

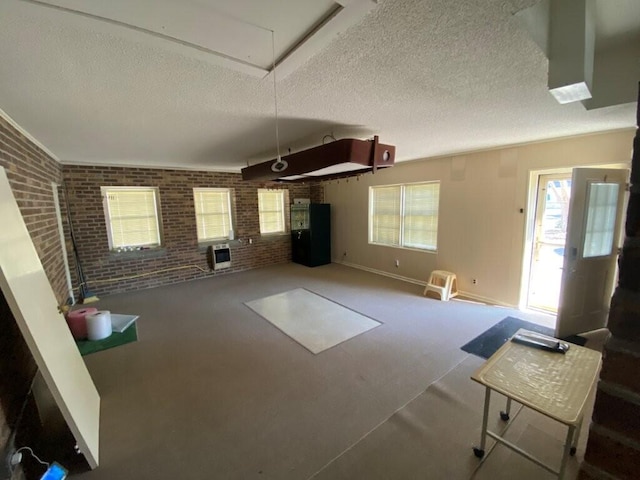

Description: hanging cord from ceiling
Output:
[270,30,288,173]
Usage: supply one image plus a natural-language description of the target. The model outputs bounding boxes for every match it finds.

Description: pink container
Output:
[66,307,98,340]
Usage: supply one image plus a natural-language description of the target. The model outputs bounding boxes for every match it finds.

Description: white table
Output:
[470,329,601,478]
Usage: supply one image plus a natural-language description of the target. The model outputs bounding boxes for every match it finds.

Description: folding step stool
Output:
[423,270,459,301]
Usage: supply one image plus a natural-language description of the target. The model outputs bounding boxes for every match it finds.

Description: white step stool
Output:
[423,270,459,301]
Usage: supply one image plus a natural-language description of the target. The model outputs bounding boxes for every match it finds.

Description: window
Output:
[258,189,286,234]
[369,182,440,251]
[582,182,619,258]
[369,185,402,246]
[101,186,162,250]
[193,188,233,242]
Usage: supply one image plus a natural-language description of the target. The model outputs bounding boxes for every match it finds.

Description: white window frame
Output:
[258,189,286,235]
[193,188,234,243]
[368,181,440,252]
[101,186,162,250]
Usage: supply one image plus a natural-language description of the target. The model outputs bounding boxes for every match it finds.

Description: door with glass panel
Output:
[555,168,628,338]
[528,173,572,313]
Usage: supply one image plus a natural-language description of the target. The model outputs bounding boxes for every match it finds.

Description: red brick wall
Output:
[0,117,67,303]
[62,166,313,295]
[0,115,67,480]
[580,85,640,479]
[310,183,324,203]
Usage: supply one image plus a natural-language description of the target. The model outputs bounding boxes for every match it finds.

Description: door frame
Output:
[519,162,630,313]
[52,182,74,304]
[526,171,572,313]
[519,167,571,311]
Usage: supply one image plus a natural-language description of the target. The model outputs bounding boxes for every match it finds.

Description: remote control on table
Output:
[511,332,570,354]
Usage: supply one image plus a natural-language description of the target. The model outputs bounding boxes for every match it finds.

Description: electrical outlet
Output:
[395,259,400,268]
[472,278,478,285]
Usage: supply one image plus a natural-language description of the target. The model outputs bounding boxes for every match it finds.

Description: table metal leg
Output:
[570,416,582,456]
[500,397,512,421]
[473,387,491,458]
[559,425,576,479]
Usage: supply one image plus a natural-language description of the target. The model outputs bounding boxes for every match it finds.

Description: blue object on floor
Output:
[40,462,68,480]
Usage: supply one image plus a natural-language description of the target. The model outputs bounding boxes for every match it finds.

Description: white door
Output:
[555,168,628,338]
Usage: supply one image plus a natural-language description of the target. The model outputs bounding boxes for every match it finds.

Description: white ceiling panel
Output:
[0,0,637,171]
[26,0,353,73]
[41,0,273,65]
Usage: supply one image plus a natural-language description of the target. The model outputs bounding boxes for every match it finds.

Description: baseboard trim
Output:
[338,261,427,287]
[455,292,514,308]
[335,260,516,308]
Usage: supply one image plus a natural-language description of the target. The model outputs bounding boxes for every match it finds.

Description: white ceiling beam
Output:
[19,0,271,77]
[273,0,379,80]
[334,0,377,5]
[548,0,596,104]
[20,0,379,80]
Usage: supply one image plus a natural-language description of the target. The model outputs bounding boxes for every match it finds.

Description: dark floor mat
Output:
[461,316,586,359]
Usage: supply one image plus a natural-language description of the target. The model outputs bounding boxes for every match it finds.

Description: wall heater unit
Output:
[210,244,231,270]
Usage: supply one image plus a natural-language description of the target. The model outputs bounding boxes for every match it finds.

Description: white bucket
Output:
[86,310,112,341]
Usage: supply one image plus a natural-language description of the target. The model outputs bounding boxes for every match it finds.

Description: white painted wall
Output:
[324,130,634,306]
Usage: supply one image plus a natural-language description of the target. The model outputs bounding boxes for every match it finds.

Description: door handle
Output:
[297,231,302,240]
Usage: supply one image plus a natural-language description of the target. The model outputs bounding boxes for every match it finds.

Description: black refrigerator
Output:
[291,203,331,267]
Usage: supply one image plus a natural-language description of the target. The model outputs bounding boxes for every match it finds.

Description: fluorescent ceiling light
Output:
[241,137,395,182]
[278,163,370,181]
[278,175,309,181]
[303,162,372,176]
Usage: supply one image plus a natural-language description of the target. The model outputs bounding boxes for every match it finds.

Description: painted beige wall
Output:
[324,129,634,306]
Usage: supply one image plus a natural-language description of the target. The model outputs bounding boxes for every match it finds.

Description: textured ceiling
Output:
[0,0,638,171]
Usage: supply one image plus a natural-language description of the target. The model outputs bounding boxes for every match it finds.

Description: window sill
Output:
[260,232,289,239]
[109,247,167,260]
[368,242,438,254]
[197,239,242,252]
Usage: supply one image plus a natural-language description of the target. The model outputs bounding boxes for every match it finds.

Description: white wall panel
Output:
[0,168,100,468]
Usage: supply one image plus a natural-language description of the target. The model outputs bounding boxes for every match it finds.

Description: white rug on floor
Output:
[245,288,381,354]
